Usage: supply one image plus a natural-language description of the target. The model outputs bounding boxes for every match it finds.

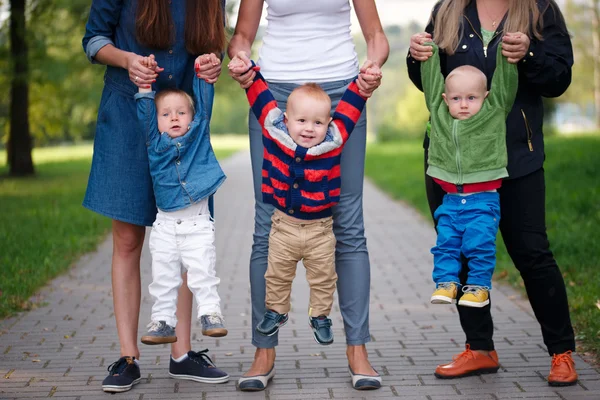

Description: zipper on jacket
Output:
[464,15,502,58]
[452,119,463,185]
[520,109,534,151]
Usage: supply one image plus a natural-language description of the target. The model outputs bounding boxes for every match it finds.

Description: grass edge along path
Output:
[0,138,246,319]
[364,135,600,363]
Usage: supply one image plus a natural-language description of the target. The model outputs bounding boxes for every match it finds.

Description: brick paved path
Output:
[1,151,599,399]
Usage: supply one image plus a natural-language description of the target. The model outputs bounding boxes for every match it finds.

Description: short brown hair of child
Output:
[288,83,332,108]
[154,88,195,114]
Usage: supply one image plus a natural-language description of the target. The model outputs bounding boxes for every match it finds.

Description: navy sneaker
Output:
[256,310,288,336]
[141,320,177,345]
[102,356,141,393]
[169,349,229,383]
[310,316,334,345]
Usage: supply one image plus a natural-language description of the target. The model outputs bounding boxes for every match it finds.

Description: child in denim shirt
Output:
[135,55,227,345]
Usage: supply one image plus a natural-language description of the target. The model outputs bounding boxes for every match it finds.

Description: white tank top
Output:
[258,0,359,83]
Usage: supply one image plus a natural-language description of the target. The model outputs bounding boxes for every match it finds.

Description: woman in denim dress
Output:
[228,0,389,391]
[82,0,227,393]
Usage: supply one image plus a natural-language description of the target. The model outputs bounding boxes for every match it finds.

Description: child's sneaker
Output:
[141,320,177,345]
[458,286,490,308]
[309,315,333,345]
[430,282,458,304]
[256,309,288,336]
[200,313,228,337]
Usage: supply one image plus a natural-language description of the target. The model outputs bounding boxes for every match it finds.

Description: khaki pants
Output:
[265,209,337,317]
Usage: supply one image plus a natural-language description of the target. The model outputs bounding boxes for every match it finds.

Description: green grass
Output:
[0,138,246,319]
[365,135,600,360]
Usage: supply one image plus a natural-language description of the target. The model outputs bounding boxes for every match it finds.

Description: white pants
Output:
[148,202,221,327]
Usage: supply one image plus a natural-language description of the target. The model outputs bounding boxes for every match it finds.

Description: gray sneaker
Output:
[200,313,228,337]
[141,320,177,345]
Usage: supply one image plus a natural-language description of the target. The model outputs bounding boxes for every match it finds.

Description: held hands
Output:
[195,53,222,84]
[137,55,161,92]
[228,51,255,89]
[357,60,383,98]
[409,32,433,61]
[502,32,530,64]
[129,53,163,88]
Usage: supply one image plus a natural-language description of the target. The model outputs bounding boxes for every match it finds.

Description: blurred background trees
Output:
[0,0,598,171]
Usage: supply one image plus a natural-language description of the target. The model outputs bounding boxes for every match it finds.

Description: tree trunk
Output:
[8,0,34,176]
[593,0,600,129]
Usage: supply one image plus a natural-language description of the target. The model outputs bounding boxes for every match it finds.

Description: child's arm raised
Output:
[419,43,445,112]
[134,56,159,142]
[331,80,368,145]
[488,43,519,114]
[238,61,280,130]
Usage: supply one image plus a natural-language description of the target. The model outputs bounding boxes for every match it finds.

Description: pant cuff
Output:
[547,342,576,356]
[466,340,494,351]
[346,334,371,346]
[197,304,221,316]
[151,315,177,328]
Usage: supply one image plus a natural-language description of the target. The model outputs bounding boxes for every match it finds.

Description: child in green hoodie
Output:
[421,43,518,308]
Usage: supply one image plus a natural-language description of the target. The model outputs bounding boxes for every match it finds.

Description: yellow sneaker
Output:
[430,282,458,304]
[458,286,490,308]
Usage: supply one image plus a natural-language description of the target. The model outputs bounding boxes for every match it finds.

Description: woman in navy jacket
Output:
[407,0,577,386]
[82,0,227,393]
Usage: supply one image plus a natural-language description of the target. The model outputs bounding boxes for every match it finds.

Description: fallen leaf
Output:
[496,270,508,279]
[64,335,70,339]
[32,359,41,363]
[225,352,233,356]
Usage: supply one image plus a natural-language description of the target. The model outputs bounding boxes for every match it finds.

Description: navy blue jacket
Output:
[407,0,573,179]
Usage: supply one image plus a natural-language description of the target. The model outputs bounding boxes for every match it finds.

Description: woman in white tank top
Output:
[228,0,389,392]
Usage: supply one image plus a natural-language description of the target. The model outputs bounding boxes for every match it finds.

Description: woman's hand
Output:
[357,60,382,98]
[195,53,222,84]
[502,32,530,64]
[126,53,163,88]
[409,32,433,61]
[228,51,255,89]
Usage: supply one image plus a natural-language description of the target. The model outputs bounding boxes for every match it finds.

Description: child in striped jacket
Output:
[229,55,376,345]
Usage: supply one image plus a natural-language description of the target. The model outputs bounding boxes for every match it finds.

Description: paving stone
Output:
[0,151,598,399]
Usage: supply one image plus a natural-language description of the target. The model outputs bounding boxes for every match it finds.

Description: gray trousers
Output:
[248,77,371,347]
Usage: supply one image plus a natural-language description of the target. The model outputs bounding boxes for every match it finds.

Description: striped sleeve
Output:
[332,81,367,144]
[245,68,279,128]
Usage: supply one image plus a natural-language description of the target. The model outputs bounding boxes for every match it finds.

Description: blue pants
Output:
[249,78,371,347]
[431,192,500,288]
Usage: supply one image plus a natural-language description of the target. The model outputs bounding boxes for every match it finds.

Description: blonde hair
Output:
[433,0,548,55]
[445,65,488,93]
[288,83,332,109]
[155,88,195,114]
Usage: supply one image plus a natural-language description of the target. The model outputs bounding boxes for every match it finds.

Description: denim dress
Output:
[82,0,220,226]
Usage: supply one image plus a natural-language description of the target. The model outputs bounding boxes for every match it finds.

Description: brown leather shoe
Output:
[548,351,578,386]
[435,345,499,379]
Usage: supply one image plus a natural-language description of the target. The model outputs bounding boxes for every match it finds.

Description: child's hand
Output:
[357,60,383,98]
[228,51,255,89]
[195,53,221,84]
[137,55,159,93]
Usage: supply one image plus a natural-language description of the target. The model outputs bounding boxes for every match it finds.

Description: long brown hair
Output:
[136,0,226,55]
[433,0,553,55]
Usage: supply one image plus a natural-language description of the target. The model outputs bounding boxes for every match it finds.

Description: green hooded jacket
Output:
[421,43,518,185]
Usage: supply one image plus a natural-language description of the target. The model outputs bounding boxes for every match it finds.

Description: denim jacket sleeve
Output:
[134,92,161,145]
[82,0,123,63]
[517,2,573,98]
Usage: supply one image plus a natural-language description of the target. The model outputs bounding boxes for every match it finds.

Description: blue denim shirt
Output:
[135,77,226,212]
[83,0,224,97]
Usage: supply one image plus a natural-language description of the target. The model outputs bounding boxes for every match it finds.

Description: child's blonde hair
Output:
[288,83,331,108]
[445,65,487,93]
[155,88,195,114]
